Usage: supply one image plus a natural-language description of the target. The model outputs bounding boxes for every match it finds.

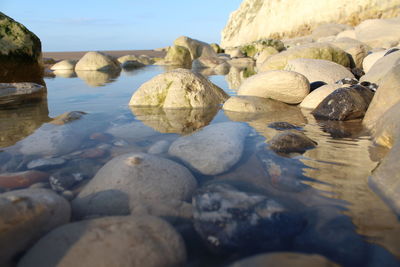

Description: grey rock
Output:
[18,216,187,267]
[312,85,374,120]
[147,140,171,154]
[72,153,197,219]
[0,83,46,105]
[169,122,250,175]
[27,157,66,170]
[267,122,302,131]
[268,131,317,154]
[0,188,70,265]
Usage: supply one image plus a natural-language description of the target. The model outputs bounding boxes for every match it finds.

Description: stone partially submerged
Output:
[0,82,46,105]
[129,68,228,108]
[174,36,217,60]
[75,51,121,71]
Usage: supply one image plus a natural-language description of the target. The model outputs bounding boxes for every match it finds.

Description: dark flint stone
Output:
[310,81,327,91]
[311,85,374,121]
[384,48,400,56]
[351,68,364,80]
[360,81,378,92]
[193,181,306,255]
[268,131,317,154]
[267,122,302,131]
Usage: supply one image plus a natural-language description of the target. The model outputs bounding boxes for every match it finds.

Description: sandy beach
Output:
[43,49,166,61]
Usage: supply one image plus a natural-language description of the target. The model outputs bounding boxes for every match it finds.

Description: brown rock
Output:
[0,171,49,189]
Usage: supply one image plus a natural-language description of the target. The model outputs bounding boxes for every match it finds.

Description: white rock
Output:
[148,140,171,154]
[72,153,197,218]
[300,84,346,109]
[129,68,228,108]
[18,216,186,267]
[336,30,357,39]
[238,70,310,104]
[50,60,77,70]
[75,51,121,71]
[168,122,249,175]
[361,50,400,84]
[355,18,400,48]
[284,58,354,84]
[362,50,387,73]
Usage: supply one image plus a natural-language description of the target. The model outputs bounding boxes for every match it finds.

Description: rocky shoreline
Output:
[1,3,400,267]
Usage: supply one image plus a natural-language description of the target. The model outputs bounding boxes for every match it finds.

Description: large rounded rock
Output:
[360,50,400,85]
[355,18,400,48]
[237,70,310,104]
[0,12,43,83]
[300,84,344,109]
[312,85,374,120]
[192,56,226,69]
[229,252,339,267]
[362,50,386,73]
[363,64,400,129]
[0,189,70,265]
[129,68,228,108]
[50,60,77,70]
[174,36,217,60]
[162,45,192,67]
[258,43,350,71]
[75,51,121,71]
[330,38,371,69]
[168,122,249,175]
[72,152,197,219]
[285,58,354,84]
[193,181,305,254]
[223,95,291,113]
[312,23,352,39]
[268,131,317,154]
[18,216,186,267]
[0,82,46,105]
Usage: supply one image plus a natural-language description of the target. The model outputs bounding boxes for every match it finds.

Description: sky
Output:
[1,0,242,52]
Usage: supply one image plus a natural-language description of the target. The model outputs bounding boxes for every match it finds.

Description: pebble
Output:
[0,171,49,190]
[268,131,317,154]
[89,132,113,142]
[80,148,106,159]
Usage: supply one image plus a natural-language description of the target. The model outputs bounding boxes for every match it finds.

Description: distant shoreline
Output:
[43,49,165,61]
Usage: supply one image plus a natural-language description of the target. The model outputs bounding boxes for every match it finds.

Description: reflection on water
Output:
[53,70,77,78]
[0,65,399,266]
[130,106,219,134]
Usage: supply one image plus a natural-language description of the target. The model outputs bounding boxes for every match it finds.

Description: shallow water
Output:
[0,66,399,266]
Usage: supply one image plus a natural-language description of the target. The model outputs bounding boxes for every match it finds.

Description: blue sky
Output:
[1,0,242,52]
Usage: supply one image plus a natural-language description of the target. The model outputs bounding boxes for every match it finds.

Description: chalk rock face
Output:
[174,36,217,60]
[129,68,228,108]
[75,51,121,71]
[18,216,187,267]
[237,70,310,104]
[259,43,350,71]
[169,122,249,175]
[220,0,400,48]
[50,60,77,70]
[0,189,70,265]
[284,58,354,84]
[355,18,400,48]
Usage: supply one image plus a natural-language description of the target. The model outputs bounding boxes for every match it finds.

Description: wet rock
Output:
[105,121,157,142]
[129,68,228,108]
[72,153,197,219]
[300,84,345,109]
[148,140,171,154]
[237,70,310,104]
[49,172,85,193]
[336,77,358,86]
[223,96,291,113]
[130,106,219,135]
[268,131,317,154]
[75,51,121,71]
[0,170,49,189]
[18,216,186,267]
[50,59,77,70]
[267,122,302,131]
[121,60,145,69]
[0,188,70,265]
[193,182,306,254]
[49,111,86,125]
[229,252,339,267]
[0,83,46,106]
[310,81,327,91]
[169,122,249,175]
[80,148,107,159]
[312,85,374,120]
[27,157,66,170]
[89,132,113,142]
[351,68,365,80]
[359,81,378,92]
[284,58,354,84]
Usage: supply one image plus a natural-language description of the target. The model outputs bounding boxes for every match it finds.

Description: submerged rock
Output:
[193,182,305,254]
[27,157,66,170]
[268,131,317,154]
[129,68,228,108]
[49,111,86,125]
[312,85,374,120]
[72,153,197,219]
[18,216,186,267]
[267,122,302,131]
[0,170,49,189]
[168,122,249,175]
[0,188,70,265]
